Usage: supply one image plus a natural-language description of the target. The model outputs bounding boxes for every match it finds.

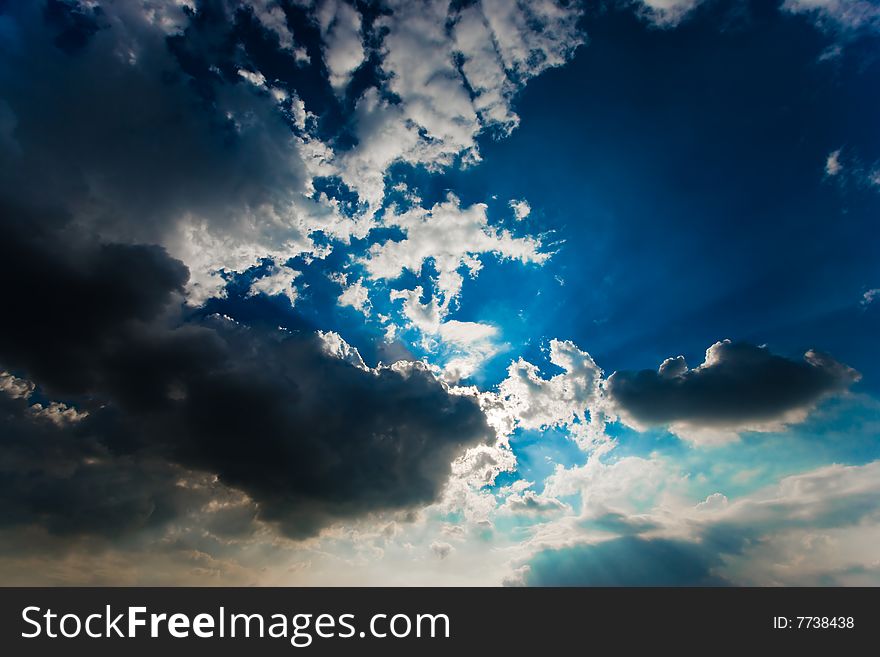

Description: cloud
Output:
[630,0,704,27]
[315,0,365,92]
[337,277,372,315]
[606,340,860,444]
[366,194,548,308]
[862,288,880,307]
[521,457,880,586]
[825,148,843,176]
[1,0,572,317]
[247,262,301,305]
[244,0,308,62]
[821,148,880,191]
[0,202,491,539]
[485,339,604,445]
[0,371,34,400]
[430,540,454,559]
[0,1,344,304]
[783,0,880,33]
[502,489,568,515]
[338,0,584,210]
[509,199,531,221]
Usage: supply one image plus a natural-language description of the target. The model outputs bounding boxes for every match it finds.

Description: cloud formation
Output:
[520,458,880,586]
[606,340,860,444]
[0,202,490,539]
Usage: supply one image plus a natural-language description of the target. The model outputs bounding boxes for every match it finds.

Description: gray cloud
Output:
[0,201,490,539]
[606,340,860,441]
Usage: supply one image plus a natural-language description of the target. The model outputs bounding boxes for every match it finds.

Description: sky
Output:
[0,0,878,586]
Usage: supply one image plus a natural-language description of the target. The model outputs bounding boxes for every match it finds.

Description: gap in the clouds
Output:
[499,426,588,496]
[312,176,364,216]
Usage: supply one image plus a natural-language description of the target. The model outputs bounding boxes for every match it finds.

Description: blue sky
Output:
[0,0,879,585]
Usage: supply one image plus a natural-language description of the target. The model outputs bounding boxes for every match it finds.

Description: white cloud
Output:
[237,68,267,88]
[630,0,703,27]
[825,148,843,176]
[861,288,880,307]
[247,262,301,305]
[389,286,501,382]
[488,339,604,441]
[1,371,89,426]
[0,371,34,400]
[519,455,880,586]
[337,278,372,316]
[317,330,368,370]
[479,0,585,79]
[316,0,366,92]
[509,199,531,221]
[28,401,89,426]
[338,0,583,211]
[365,194,547,307]
[452,5,519,133]
[140,0,195,35]
[379,1,481,153]
[245,0,307,58]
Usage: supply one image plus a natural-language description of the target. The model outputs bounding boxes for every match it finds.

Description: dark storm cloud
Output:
[521,536,729,586]
[605,340,860,430]
[0,0,311,245]
[0,388,205,538]
[0,203,490,538]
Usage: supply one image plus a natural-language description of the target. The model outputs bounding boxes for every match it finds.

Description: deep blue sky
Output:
[383,2,880,391]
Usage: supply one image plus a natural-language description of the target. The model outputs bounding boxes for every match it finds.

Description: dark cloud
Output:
[521,536,729,586]
[0,389,203,538]
[606,340,859,431]
[0,202,490,539]
[0,1,492,545]
[0,0,312,247]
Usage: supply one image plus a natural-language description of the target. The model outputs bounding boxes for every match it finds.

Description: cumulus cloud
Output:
[0,371,34,400]
[336,277,372,315]
[483,339,605,448]
[315,0,365,92]
[338,0,584,210]
[606,340,860,444]
[366,194,548,307]
[247,262,301,305]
